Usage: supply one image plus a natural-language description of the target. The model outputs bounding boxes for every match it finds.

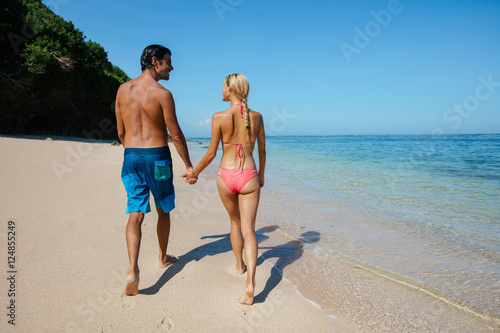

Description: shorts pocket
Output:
[154,160,172,181]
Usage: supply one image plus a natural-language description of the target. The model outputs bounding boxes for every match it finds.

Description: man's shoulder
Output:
[119,77,171,95]
[117,77,138,94]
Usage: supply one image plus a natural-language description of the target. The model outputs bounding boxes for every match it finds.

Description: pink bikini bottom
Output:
[218,167,258,193]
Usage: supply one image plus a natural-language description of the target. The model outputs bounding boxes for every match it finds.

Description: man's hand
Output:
[259,173,265,188]
[182,168,198,185]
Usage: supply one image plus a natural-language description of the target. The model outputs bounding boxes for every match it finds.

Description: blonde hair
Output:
[225,73,250,131]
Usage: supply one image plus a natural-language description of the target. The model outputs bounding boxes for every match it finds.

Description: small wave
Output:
[260,223,500,327]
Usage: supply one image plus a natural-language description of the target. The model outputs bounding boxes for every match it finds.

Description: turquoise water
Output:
[188,134,500,319]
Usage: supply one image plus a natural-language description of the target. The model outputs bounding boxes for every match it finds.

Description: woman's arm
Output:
[257,115,266,187]
[190,114,222,179]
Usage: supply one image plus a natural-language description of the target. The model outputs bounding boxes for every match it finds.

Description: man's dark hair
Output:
[141,45,171,71]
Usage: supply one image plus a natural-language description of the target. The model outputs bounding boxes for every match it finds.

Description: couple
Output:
[115,45,266,305]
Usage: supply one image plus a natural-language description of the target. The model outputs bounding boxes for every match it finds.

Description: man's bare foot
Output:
[124,270,139,296]
[159,254,178,268]
[239,284,255,305]
[235,263,246,275]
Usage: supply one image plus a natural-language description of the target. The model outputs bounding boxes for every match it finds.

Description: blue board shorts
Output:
[121,146,175,214]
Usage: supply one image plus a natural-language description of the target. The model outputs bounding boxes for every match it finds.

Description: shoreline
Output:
[188,138,500,332]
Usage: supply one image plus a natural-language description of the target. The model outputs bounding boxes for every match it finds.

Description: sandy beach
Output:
[0,137,337,332]
[0,136,498,332]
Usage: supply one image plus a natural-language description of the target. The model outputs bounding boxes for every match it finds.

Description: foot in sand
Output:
[159,254,178,268]
[239,284,255,305]
[124,270,140,296]
[235,263,246,275]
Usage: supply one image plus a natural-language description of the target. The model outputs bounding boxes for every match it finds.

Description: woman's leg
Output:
[237,177,261,304]
[217,177,245,274]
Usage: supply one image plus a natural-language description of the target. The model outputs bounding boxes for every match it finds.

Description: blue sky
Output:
[45,0,500,137]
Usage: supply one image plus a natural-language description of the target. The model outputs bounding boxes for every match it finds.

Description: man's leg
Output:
[157,207,177,268]
[125,211,145,296]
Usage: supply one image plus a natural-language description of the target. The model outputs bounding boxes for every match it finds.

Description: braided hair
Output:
[225,73,250,131]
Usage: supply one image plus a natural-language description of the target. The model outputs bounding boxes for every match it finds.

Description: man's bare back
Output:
[115,53,175,149]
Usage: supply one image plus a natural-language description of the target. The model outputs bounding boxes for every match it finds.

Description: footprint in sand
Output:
[225,264,246,276]
[157,315,175,330]
[120,294,136,309]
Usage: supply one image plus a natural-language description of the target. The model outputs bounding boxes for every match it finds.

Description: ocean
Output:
[187,134,500,323]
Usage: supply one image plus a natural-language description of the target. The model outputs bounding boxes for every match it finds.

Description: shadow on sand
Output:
[140,225,279,295]
[254,230,321,304]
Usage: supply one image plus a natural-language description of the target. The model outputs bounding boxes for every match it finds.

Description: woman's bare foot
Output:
[239,284,255,305]
[159,254,178,268]
[124,270,140,296]
[235,263,246,275]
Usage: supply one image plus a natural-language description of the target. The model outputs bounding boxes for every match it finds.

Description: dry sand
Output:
[0,137,338,332]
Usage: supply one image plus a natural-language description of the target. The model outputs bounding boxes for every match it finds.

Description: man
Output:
[115,44,195,296]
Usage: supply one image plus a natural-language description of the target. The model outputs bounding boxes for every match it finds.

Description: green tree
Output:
[0,0,130,137]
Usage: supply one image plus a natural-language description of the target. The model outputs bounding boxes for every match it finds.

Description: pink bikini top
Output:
[222,104,254,169]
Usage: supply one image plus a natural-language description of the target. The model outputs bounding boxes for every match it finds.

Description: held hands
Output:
[182,167,198,185]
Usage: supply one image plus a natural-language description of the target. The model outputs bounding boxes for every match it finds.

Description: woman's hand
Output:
[259,173,264,188]
[182,168,198,185]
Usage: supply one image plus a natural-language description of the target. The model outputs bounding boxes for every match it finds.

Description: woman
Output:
[185,73,266,305]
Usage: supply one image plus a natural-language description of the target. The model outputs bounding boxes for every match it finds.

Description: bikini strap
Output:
[233,104,244,118]
[221,141,255,170]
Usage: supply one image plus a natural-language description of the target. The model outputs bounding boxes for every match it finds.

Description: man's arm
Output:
[115,87,126,145]
[160,89,193,170]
